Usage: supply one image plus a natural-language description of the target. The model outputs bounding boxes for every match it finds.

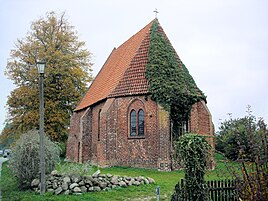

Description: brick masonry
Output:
[66,96,214,170]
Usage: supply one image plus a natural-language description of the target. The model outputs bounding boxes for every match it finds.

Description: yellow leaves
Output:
[4,11,93,142]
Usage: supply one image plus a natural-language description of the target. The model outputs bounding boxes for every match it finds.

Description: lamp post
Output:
[37,61,46,195]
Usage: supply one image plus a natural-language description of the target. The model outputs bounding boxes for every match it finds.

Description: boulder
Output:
[93,186,101,192]
[92,169,100,177]
[111,176,119,185]
[31,179,40,187]
[62,182,69,191]
[64,190,70,195]
[147,177,155,184]
[47,188,54,193]
[55,187,63,195]
[99,182,108,189]
[71,174,82,183]
[119,181,127,188]
[133,181,140,186]
[73,186,82,193]
[69,183,79,189]
[63,176,71,183]
[80,186,87,193]
[144,178,150,185]
[88,187,94,192]
[78,180,85,186]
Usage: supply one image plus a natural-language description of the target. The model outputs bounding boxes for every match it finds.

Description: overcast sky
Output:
[1,0,268,132]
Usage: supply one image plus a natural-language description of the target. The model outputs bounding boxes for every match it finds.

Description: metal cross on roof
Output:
[153,9,159,18]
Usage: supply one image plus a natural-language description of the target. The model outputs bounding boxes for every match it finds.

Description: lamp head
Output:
[37,61,46,74]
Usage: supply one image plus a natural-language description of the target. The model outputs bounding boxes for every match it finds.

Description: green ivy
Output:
[146,20,206,131]
[172,134,210,201]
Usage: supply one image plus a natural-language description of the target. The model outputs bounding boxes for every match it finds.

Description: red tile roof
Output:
[75,20,154,111]
[75,19,204,111]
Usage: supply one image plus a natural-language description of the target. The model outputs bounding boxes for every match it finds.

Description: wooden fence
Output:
[174,179,238,201]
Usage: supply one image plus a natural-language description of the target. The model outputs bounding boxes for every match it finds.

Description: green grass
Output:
[0,154,234,201]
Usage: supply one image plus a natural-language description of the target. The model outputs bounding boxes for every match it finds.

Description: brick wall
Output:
[66,97,214,170]
[104,96,162,168]
[66,110,84,162]
[189,100,215,169]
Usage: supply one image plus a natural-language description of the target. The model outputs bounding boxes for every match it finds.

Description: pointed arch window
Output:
[129,108,145,137]
[130,110,136,136]
[98,109,102,141]
[138,109,144,136]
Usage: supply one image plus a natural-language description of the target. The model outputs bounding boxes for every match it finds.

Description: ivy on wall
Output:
[146,20,206,133]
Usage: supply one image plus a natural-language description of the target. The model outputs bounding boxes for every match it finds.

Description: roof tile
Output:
[75,20,154,111]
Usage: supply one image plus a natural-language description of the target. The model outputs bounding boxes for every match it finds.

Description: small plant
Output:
[56,161,93,176]
[171,133,210,201]
[9,129,60,189]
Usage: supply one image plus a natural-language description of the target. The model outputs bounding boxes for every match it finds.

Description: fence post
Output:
[156,186,160,201]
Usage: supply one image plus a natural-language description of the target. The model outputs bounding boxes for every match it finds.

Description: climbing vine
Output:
[171,134,210,201]
[146,20,205,133]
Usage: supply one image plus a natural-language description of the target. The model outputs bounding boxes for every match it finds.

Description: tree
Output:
[216,107,264,161]
[216,107,268,200]
[2,12,93,142]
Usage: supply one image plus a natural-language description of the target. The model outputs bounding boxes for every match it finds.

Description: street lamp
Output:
[37,61,46,195]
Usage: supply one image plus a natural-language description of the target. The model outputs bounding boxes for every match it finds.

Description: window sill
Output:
[128,135,145,140]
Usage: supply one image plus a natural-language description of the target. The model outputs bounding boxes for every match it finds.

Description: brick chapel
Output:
[66,19,214,171]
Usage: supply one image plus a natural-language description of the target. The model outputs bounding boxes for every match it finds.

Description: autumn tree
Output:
[2,11,93,142]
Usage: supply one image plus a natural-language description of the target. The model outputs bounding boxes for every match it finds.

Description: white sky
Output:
[0,0,268,132]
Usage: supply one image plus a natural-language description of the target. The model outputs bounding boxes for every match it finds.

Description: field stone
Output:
[51,170,59,176]
[119,181,127,188]
[71,174,82,183]
[80,186,87,193]
[73,186,82,193]
[133,181,140,186]
[62,182,69,191]
[92,170,100,177]
[31,179,40,187]
[147,177,155,184]
[47,188,54,193]
[55,187,63,195]
[99,182,107,189]
[127,180,133,186]
[64,190,70,195]
[88,187,94,192]
[93,186,101,192]
[70,183,79,189]
[84,179,93,186]
[78,180,85,186]
[111,176,119,185]
[107,173,113,178]
[63,176,71,183]
[52,181,58,189]
[144,178,149,185]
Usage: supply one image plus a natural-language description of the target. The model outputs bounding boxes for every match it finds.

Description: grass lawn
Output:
[0,154,235,201]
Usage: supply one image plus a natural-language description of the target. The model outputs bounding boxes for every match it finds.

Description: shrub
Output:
[9,129,60,189]
[217,107,268,200]
[56,141,67,158]
[171,133,210,201]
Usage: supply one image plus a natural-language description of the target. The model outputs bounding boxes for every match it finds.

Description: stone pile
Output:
[31,170,155,195]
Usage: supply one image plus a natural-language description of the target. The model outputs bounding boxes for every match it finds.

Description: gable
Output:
[75,21,154,111]
[75,19,205,112]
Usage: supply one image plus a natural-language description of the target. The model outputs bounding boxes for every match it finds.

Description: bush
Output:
[217,107,268,200]
[171,133,210,201]
[56,141,67,158]
[9,130,60,189]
